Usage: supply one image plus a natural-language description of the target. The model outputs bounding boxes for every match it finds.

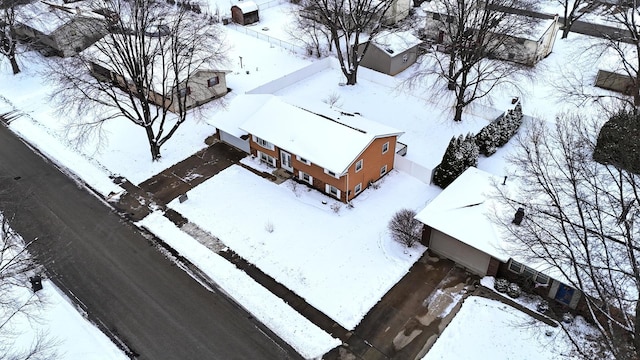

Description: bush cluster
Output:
[432,133,479,189]
[594,109,640,174]
[475,103,524,156]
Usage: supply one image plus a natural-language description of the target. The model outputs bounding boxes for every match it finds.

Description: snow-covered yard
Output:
[423,295,600,360]
[0,0,630,356]
[169,160,437,329]
[423,296,608,360]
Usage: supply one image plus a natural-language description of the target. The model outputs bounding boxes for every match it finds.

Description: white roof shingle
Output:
[210,95,403,175]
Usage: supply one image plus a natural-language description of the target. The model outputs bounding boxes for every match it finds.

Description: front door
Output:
[280,150,293,172]
[554,284,575,306]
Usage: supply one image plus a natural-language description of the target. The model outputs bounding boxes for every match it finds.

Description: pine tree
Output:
[433,133,479,188]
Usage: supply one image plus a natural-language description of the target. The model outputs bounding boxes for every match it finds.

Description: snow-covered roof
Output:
[415,167,569,280]
[16,0,103,34]
[225,95,403,175]
[232,1,258,13]
[370,31,422,56]
[415,167,510,262]
[420,1,556,41]
[208,93,272,137]
[503,13,557,40]
[597,43,638,73]
[83,35,222,93]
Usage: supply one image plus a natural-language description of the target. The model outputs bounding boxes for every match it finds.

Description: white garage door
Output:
[429,230,491,276]
[220,130,250,153]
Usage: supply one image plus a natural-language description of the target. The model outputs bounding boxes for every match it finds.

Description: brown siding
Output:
[292,156,347,201]
[344,136,396,201]
[249,135,397,203]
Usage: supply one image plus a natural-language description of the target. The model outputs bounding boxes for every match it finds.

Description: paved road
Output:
[0,123,300,359]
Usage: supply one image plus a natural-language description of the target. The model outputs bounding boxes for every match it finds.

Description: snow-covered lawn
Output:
[423,296,603,360]
[137,212,340,359]
[169,161,438,330]
[0,2,630,356]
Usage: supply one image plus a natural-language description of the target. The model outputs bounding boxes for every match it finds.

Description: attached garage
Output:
[428,229,491,276]
[219,130,250,153]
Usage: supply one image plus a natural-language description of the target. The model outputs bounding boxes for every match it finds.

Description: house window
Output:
[402,54,409,63]
[354,183,362,194]
[324,169,339,178]
[382,141,389,154]
[507,259,524,273]
[258,151,276,167]
[522,266,536,280]
[446,15,453,23]
[508,53,515,60]
[516,37,526,45]
[534,273,550,285]
[432,13,440,20]
[207,76,219,87]
[296,156,311,165]
[355,159,363,173]
[253,136,275,150]
[380,165,387,176]
[178,86,191,97]
[325,184,341,198]
[299,171,313,185]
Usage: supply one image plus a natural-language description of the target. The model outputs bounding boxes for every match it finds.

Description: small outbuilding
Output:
[357,31,422,76]
[231,1,259,25]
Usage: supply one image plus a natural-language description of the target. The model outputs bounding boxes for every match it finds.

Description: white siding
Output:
[429,230,491,276]
[219,130,250,153]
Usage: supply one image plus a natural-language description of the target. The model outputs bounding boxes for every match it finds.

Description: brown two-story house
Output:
[214,95,404,202]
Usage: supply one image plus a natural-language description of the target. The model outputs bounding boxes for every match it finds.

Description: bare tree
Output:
[300,0,395,84]
[552,3,639,112]
[413,0,536,121]
[47,0,227,161]
[287,6,331,58]
[388,208,422,247]
[601,2,640,110]
[0,0,26,74]
[492,113,639,359]
[557,0,591,39]
[0,212,58,360]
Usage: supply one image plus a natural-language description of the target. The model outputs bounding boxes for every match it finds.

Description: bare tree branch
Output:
[45,0,228,161]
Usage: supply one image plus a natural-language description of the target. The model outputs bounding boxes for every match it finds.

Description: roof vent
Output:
[512,207,525,225]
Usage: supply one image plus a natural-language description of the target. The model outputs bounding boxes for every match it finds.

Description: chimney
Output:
[512,207,525,225]
[30,276,43,293]
[502,176,507,185]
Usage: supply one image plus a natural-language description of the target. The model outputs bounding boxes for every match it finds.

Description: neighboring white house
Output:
[415,167,582,309]
[383,0,412,25]
[420,0,560,66]
[14,0,109,57]
[84,35,230,113]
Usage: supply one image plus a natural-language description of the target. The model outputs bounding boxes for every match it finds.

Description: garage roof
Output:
[415,167,509,262]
